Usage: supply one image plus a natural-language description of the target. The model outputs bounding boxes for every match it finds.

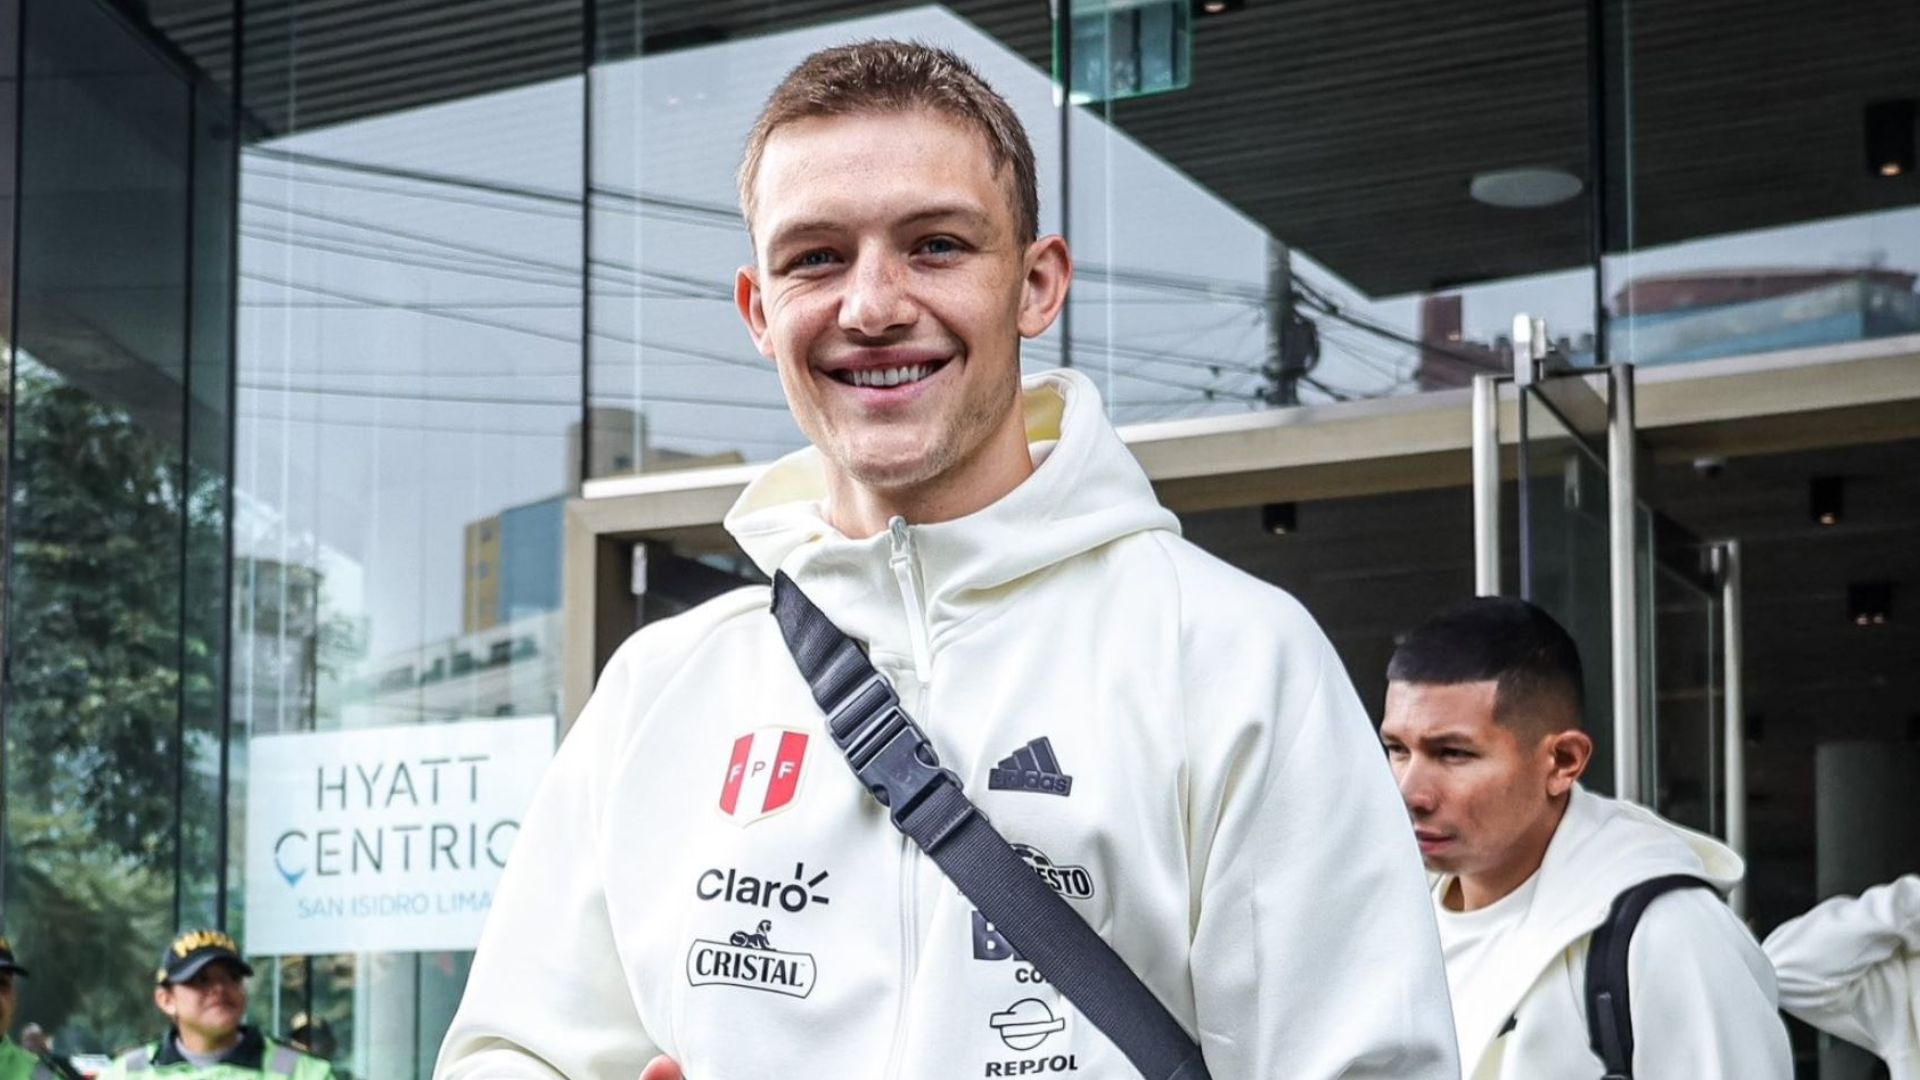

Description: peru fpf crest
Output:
[718,728,810,825]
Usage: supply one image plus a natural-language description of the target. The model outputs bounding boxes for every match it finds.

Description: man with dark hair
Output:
[1380,596,1790,1079]
[439,37,1456,1080]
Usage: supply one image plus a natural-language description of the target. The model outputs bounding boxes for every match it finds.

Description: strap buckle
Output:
[825,672,960,830]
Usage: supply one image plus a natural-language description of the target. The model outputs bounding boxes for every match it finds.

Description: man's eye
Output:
[1440,748,1474,761]
[788,250,837,270]
[919,236,961,256]
[1383,744,1407,758]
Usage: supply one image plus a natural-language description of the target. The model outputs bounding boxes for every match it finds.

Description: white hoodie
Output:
[1764,874,1920,1079]
[438,370,1458,1080]
[1440,786,1791,1079]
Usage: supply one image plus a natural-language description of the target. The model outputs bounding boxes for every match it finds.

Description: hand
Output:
[639,1056,684,1080]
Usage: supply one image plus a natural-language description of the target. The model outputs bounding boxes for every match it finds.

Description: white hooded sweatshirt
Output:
[1440,786,1791,1080]
[1764,874,1920,1079]
[438,370,1458,1080]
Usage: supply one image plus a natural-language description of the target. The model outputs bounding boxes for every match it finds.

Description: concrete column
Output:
[1814,741,1920,1079]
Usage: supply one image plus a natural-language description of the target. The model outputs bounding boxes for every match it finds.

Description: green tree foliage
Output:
[5,357,225,1048]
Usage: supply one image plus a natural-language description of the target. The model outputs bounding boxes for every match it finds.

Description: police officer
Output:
[0,940,80,1080]
[99,931,330,1080]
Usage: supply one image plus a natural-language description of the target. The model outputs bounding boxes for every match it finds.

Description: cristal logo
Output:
[696,863,831,913]
[686,920,817,1000]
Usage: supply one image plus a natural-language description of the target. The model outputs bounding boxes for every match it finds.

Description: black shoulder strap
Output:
[771,572,1212,1080]
[1584,873,1717,1080]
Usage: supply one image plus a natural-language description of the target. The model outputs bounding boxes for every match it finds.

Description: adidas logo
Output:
[988,737,1074,797]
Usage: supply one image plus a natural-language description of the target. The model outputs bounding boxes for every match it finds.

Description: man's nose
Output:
[839,250,915,338]
[1397,759,1439,816]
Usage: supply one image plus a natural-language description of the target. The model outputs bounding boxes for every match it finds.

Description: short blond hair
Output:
[738,40,1040,245]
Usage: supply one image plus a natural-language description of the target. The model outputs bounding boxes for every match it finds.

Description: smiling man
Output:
[98,931,331,1080]
[438,40,1455,1080]
[1380,597,1790,1079]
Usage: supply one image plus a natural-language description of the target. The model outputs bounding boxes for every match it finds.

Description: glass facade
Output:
[233,4,582,1074]
[0,0,1911,1074]
[2,0,236,1051]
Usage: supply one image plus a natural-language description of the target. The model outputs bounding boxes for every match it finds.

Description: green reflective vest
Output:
[95,1029,331,1080]
[0,1038,65,1080]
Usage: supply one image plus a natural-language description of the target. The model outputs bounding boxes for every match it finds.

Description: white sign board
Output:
[245,717,554,954]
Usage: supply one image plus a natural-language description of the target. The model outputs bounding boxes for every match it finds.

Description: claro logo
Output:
[696,863,832,913]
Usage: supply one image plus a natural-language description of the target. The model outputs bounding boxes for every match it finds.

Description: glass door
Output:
[1642,518,1724,837]
[1515,379,1619,792]
[1474,357,1744,858]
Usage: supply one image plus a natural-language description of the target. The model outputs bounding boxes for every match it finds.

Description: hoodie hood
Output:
[1530,786,1744,919]
[724,368,1179,662]
[1447,785,1745,1073]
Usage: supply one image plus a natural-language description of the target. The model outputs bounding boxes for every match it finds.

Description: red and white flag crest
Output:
[718,728,810,825]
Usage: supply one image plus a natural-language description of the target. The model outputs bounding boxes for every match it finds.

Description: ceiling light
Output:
[1469,167,1582,209]
[1193,0,1243,14]
[1810,476,1844,527]
[1848,582,1892,626]
[1866,99,1916,180]
[1261,502,1296,536]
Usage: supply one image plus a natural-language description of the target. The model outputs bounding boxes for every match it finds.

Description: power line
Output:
[246,146,579,208]
[246,258,1258,390]
[241,381,791,412]
[243,198,734,301]
[1297,375,1354,402]
[241,298,583,311]
[238,409,802,447]
[1290,276,1507,374]
[246,148,1281,309]
[243,162,581,221]
[242,271,774,376]
[245,270,582,346]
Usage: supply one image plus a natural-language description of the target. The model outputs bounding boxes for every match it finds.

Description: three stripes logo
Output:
[987,737,1074,797]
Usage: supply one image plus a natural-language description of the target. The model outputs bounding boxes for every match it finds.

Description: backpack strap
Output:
[771,572,1211,1080]
[1584,873,1717,1079]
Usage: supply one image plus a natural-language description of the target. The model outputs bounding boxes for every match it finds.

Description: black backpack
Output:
[1583,874,1717,1080]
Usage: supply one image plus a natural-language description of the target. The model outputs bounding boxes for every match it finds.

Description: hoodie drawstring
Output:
[888,517,934,683]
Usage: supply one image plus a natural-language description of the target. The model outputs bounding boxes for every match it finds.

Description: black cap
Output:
[0,938,28,977]
[156,930,253,986]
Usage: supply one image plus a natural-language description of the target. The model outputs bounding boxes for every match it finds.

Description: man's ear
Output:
[735,265,776,360]
[1017,235,1073,339]
[154,986,173,1017]
[1543,728,1593,797]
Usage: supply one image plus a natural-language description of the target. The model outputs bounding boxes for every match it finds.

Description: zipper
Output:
[882,829,919,1079]
[883,518,932,1078]
[882,676,934,1078]
[887,517,934,683]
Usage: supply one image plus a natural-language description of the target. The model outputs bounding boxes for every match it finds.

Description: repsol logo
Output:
[696,863,831,913]
[984,1056,1077,1075]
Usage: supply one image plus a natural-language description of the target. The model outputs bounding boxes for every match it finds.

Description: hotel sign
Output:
[244,717,554,954]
